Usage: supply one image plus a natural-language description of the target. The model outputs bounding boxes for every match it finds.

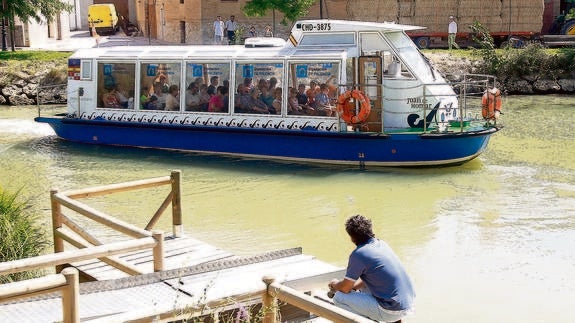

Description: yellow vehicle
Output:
[88,4,119,36]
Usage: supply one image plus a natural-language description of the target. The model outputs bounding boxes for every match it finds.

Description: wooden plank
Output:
[71,236,234,281]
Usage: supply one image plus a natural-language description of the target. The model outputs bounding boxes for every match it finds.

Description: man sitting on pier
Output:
[328,215,415,322]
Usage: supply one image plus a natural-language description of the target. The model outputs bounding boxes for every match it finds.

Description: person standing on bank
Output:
[224,15,238,45]
[328,215,415,322]
[213,15,224,45]
[448,16,460,50]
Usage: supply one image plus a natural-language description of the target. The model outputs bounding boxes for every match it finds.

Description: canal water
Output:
[0,95,573,322]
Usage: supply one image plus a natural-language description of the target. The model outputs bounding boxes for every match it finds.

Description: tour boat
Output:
[36,19,502,167]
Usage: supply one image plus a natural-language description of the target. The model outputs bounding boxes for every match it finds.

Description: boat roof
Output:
[69,44,347,60]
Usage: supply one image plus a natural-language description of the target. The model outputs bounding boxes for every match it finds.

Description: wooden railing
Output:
[50,170,182,274]
[262,276,374,323]
[0,268,80,323]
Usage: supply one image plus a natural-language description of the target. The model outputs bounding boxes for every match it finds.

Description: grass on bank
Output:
[0,187,49,283]
[0,51,70,86]
[0,50,71,61]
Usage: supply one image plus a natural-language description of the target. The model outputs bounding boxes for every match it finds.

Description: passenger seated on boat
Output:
[114,85,130,108]
[146,95,160,110]
[208,86,228,113]
[306,80,319,107]
[268,77,278,93]
[296,84,308,105]
[259,85,275,109]
[199,84,211,111]
[152,82,167,109]
[140,86,150,109]
[154,74,170,93]
[271,87,282,114]
[314,83,334,116]
[102,87,122,109]
[243,77,254,91]
[288,87,304,115]
[164,85,180,111]
[235,84,250,112]
[325,75,339,99]
[185,82,201,111]
[248,87,271,114]
[207,76,219,96]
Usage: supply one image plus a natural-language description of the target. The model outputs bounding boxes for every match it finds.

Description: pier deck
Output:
[0,238,342,322]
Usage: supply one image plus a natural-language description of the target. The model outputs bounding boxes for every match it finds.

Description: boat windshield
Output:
[386,32,435,83]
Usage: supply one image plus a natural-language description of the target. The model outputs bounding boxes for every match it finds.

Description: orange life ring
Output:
[481,88,502,120]
[337,90,371,124]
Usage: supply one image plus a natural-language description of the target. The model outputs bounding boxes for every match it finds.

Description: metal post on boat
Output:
[422,84,427,132]
[77,87,84,118]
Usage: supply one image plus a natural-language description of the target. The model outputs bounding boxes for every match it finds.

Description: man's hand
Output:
[328,278,355,294]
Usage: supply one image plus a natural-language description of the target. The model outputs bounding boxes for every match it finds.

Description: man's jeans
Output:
[333,290,409,322]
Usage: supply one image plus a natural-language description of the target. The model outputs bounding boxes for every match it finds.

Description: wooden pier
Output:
[0,171,370,322]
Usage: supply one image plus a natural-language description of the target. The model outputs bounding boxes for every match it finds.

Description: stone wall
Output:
[0,64,67,106]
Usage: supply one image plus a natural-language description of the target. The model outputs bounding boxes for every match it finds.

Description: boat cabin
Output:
[66,19,461,133]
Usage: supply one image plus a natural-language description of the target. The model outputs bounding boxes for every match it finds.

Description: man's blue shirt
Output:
[345,238,415,311]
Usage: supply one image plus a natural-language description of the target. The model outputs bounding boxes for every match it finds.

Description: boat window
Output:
[184,62,230,113]
[359,32,414,80]
[382,51,413,79]
[386,32,434,82]
[287,62,340,116]
[359,32,390,55]
[299,33,355,47]
[81,60,92,80]
[96,62,136,110]
[234,62,283,115]
[139,62,182,111]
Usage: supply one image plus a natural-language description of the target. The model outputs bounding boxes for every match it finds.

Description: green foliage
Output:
[469,20,501,74]
[0,50,71,61]
[0,187,49,283]
[242,0,316,25]
[1,0,72,24]
[470,20,575,79]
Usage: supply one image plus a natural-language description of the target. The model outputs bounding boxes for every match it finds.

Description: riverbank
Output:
[1,49,574,106]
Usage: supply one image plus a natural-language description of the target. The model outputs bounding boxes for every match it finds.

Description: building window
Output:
[180,21,186,44]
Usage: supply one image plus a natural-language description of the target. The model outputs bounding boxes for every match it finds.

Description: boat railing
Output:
[417,74,497,132]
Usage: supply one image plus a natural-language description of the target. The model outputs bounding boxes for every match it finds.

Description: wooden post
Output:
[152,230,165,272]
[51,189,65,273]
[170,170,183,237]
[262,276,278,323]
[61,267,80,323]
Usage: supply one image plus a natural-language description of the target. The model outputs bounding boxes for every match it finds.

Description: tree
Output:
[242,0,317,26]
[1,0,72,51]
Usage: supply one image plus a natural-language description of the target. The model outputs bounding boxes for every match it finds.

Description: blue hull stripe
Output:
[36,117,496,167]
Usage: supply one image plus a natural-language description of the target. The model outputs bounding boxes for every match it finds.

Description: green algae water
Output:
[0,95,574,322]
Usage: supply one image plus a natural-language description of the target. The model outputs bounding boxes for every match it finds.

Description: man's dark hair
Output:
[345,215,375,245]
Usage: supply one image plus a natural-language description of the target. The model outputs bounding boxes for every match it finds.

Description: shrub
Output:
[0,187,49,283]
[470,20,575,80]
